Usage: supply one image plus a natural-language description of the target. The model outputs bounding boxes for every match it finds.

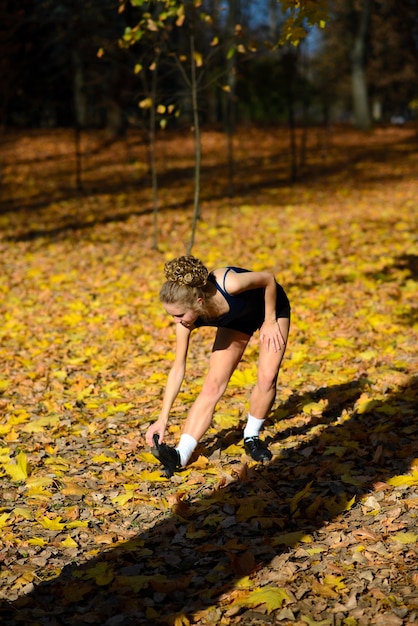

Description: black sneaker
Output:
[244,436,272,462]
[152,434,181,478]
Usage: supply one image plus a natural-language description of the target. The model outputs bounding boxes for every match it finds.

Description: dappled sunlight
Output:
[0,125,417,624]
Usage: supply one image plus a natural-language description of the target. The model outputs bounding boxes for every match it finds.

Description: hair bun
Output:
[164,256,208,287]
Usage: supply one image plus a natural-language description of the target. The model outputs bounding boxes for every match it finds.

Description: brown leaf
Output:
[229,550,256,577]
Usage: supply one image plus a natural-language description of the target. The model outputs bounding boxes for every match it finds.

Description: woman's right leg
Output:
[181,327,250,442]
[153,328,249,476]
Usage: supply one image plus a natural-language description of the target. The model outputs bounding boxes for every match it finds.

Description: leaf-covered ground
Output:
[0,124,417,625]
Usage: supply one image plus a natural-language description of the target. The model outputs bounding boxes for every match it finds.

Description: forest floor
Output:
[0,123,417,625]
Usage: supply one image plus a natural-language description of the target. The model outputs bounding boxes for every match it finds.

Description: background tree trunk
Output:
[187,34,202,255]
[351,0,371,130]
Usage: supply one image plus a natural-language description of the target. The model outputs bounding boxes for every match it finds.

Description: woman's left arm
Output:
[225,270,285,352]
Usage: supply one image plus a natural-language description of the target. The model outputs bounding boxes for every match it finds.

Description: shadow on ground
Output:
[1,126,417,244]
[1,375,416,625]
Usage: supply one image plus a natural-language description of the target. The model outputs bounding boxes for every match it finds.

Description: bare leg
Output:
[249,317,290,420]
[182,327,250,441]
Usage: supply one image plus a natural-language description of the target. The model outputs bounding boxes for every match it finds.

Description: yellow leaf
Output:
[66,521,89,529]
[76,384,95,401]
[26,476,54,488]
[223,444,244,455]
[301,401,325,415]
[323,574,346,591]
[344,495,357,511]
[4,427,18,441]
[324,446,347,457]
[111,492,134,506]
[288,348,308,364]
[290,481,313,513]
[312,579,340,598]
[149,372,166,383]
[137,470,168,482]
[193,51,203,67]
[0,513,10,528]
[234,575,253,589]
[359,349,378,361]
[390,531,418,544]
[75,562,114,586]
[229,367,256,386]
[236,586,290,613]
[0,379,10,392]
[18,450,30,476]
[61,536,78,548]
[139,97,153,109]
[272,531,310,547]
[3,451,30,482]
[356,394,378,414]
[27,537,48,546]
[9,410,30,425]
[236,500,261,522]
[13,571,35,587]
[376,403,397,415]
[334,337,354,347]
[22,415,60,433]
[190,455,209,469]
[137,451,159,463]
[173,614,190,626]
[92,454,118,463]
[26,487,53,499]
[61,483,87,497]
[106,403,134,415]
[62,312,83,326]
[13,507,32,520]
[39,516,66,530]
[387,471,418,487]
[213,411,238,429]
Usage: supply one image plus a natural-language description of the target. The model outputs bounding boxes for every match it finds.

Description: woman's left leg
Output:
[245,317,290,460]
[249,317,290,419]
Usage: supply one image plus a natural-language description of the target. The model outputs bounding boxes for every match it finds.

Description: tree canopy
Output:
[1,0,417,131]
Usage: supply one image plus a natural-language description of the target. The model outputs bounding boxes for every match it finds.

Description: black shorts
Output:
[222,283,291,336]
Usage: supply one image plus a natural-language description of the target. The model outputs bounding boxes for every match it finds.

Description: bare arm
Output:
[145,322,191,445]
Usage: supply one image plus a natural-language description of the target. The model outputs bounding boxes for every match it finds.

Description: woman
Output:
[145,255,291,477]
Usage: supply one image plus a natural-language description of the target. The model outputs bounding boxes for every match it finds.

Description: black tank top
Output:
[195,267,290,335]
[194,267,268,335]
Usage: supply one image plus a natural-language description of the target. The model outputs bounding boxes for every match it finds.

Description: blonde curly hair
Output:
[160,256,210,310]
[163,256,208,287]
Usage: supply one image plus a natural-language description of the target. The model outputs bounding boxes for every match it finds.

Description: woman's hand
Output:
[145,420,167,447]
[260,319,285,352]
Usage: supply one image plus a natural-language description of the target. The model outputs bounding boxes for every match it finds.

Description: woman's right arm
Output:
[145,323,191,445]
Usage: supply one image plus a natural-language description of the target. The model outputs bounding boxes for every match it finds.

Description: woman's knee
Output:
[201,373,228,401]
[257,369,278,393]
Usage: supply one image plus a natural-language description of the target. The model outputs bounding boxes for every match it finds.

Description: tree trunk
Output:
[72,47,87,128]
[187,34,201,255]
[224,0,237,198]
[149,57,160,251]
[351,0,371,130]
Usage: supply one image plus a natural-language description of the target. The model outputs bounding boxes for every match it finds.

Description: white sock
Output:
[176,433,197,466]
[243,414,265,439]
